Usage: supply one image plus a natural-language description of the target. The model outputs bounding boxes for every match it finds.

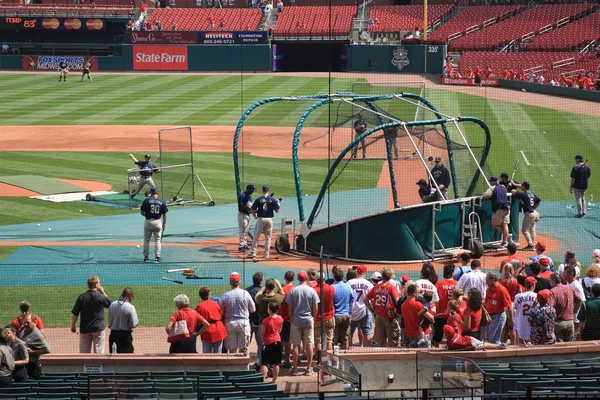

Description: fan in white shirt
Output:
[456,260,488,301]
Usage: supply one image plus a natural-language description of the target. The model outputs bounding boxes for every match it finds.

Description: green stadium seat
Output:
[542,360,575,365]
[513,367,549,375]
[34,392,79,398]
[205,391,244,399]
[573,357,600,364]
[149,370,186,376]
[222,370,256,378]
[29,379,65,384]
[475,362,500,368]
[478,367,512,374]
[554,379,597,387]
[116,385,155,394]
[32,386,74,393]
[0,387,32,395]
[114,371,150,376]
[245,389,286,397]
[0,394,32,399]
[558,366,593,375]
[236,383,278,392]
[500,376,537,392]
[226,374,265,384]
[107,378,147,384]
[484,372,523,394]
[525,373,567,379]
[515,380,554,390]
[197,383,235,389]
[199,386,238,393]
[158,395,198,400]
[187,370,222,377]
[147,377,185,384]
[544,363,576,374]
[153,384,195,394]
[509,361,541,369]
[566,372,600,379]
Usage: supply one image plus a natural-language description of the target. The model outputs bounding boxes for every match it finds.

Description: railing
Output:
[538,22,552,35]
[465,24,479,34]
[581,39,597,53]
[524,64,543,74]
[553,56,576,69]
[482,17,495,27]
[448,31,461,42]
[501,39,515,52]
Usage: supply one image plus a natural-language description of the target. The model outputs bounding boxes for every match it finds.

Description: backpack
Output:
[581,279,593,300]
[456,266,472,281]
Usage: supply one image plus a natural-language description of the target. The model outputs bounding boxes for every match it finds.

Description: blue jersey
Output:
[571,164,591,190]
[491,184,509,212]
[252,195,280,218]
[59,61,67,69]
[514,190,540,213]
[141,196,168,220]
[354,119,367,133]
[238,192,253,214]
[136,161,157,177]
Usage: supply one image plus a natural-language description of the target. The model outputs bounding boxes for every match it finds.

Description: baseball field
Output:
[0,72,598,350]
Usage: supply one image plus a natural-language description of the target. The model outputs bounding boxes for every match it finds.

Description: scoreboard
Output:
[0,17,105,31]
[1,17,39,30]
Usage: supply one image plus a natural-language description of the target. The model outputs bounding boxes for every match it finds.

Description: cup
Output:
[333,345,340,355]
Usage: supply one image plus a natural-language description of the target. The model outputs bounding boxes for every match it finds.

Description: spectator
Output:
[500,244,522,272]
[538,257,553,279]
[564,265,586,337]
[578,283,600,340]
[528,289,556,345]
[366,267,401,347]
[139,2,147,15]
[260,302,283,383]
[264,1,273,17]
[453,288,483,339]
[255,278,284,367]
[548,273,582,342]
[108,287,138,354]
[516,262,551,293]
[347,265,374,347]
[443,324,483,351]
[71,276,111,354]
[416,262,440,304]
[11,300,44,333]
[222,272,255,354]
[145,21,151,31]
[277,0,283,13]
[416,292,435,347]
[1,325,28,383]
[166,294,209,354]
[286,270,320,376]
[433,263,457,347]
[313,272,335,356]
[219,19,225,30]
[482,175,512,246]
[332,268,353,350]
[557,251,581,278]
[453,252,472,281]
[279,271,295,367]
[452,288,467,315]
[1,43,9,54]
[400,284,424,347]
[499,263,522,301]
[512,277,537,345]
[484,272,513,345]
[171,22,177,31]
[583,264,600,292]
[591,249,600,268]
[208,16,215,29]
[370,271,382,286]
[17,314,50,379]
[529,242,553,271]
[156,20,163,31]
[246,272,263,363]
[457,260,488,301]
[195,287,227,354]
[0,333,14,388]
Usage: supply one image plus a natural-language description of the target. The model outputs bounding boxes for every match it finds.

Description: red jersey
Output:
[401,298,424,338]
[500,255,523,272]
[485,284,512,315]
[473,67,482,78]
[466,68,473,78]
[444,311,463,333]
[577,77,587,89]
[435,278,457,313]
[366,281,400,318]
[457,300,468,316]
[464,306,481,333]
[564,78,573,87]
[262,314,283,345]
[140,3,147,12]
[314,283,335,322]
[279,283,295,322]
[503,71,510,79]
[484,67,492,78]
[539,271,553,279]
[12,314,44,333]
[499,278,523,301]
[447,331,476,350]
[195,300,227,344]
[168,307,205,343]
[209,17,215,24]
[508,71,515,80]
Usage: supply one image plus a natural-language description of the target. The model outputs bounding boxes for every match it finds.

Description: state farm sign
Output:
[442,77,498,87]
[132,46,188,71]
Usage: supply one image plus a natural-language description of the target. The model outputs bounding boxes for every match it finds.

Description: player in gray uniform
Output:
[129,153,161,199]
[248,185,280,259]
[140,187,168,263]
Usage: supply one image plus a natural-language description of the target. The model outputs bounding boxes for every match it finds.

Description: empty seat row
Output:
[272,6,355,37]
[148,8,262,31]
[368,4,453,33]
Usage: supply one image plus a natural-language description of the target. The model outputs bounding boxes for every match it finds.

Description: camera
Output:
[450,311,455,316]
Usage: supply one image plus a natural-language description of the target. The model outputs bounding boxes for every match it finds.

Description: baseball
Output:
[136,245,140,248]
[550,174,554,177]
[37,224,41,227]
[521,88,526,92]
[543,132,546,134]
[79,210,83,213]
[305,194,308,196]
[48,228,52,231]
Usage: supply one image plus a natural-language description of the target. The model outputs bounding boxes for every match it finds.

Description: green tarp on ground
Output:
[0,175,87,195]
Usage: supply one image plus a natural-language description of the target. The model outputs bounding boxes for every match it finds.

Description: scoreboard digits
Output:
[1,17,38,29]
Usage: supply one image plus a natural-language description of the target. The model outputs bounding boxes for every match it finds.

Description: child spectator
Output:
[260,302,283,383]
[416,292,434,346]
[443,324,484,350]
[277,0,283,13]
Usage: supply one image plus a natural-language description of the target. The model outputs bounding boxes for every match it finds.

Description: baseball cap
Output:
[401,275,410,283]
[211,297,221,303]
[521,181,531,188]
[246,184,256,192]
[144,154,151,159]
[506,243,518,252]
[537,289,550,304]
[230,272,241,284]
[575,154,584,160]
[371,271,382,281]
[434,157,442,162]
[262,185,270,192]
[150,187,158,194]
[500,172,509,179]
[525,276,537,287]
[535,242,546,252]
[356,265,368,274]
[416,179,427,185]
[297,271,308,281]
[539,257,550,267]
[489,176,498,182]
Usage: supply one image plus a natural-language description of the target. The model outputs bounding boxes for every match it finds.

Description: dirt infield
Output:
[0,178,112,197]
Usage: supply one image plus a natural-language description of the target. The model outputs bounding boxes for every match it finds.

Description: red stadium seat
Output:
[522,10,600,51]
[148,8,262,31]
[367,5,453,33]
[272,6,355,38]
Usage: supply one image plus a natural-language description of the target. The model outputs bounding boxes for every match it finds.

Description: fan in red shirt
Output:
[503,70,511,80]
[400,284,425,344]
[500,263,523,301]
[433,263,458,346]
[485,273,514,345]
[167,294,209,354]
[279,271,295,366]
[538,257,553,279]
[466,67,474,78]
[208,16,215,29]
[519,67,526,81]
[577,74,588,89]
[365,267,400,347]
[139,3,147,13]
[195,287,227,354]
[499,243,523,272]
[483,65,492,78]
[444,325,484,350]
[313,273,335,351]
[12,300,44,333]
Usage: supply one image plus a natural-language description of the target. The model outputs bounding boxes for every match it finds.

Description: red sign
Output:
[23,56,98,71]
[133,45,188,71]
[129,31,197,44]
[442,77,499,87]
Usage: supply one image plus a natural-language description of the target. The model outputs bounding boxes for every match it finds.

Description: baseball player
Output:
[416,179,440,203]
[352,115,367,159]
[384,127,399,159]
[248,185,280,259]
[570,154,591,218]
[512,276,537,345]
[80,62,93,82]
[430,157,451,199]
[58,58,68,82]
[140,187,168,263]
[237,184,255,252]
[482,176,511,247]
[511,181,541,251]
[499,172,521,191]
[129,153,161,199]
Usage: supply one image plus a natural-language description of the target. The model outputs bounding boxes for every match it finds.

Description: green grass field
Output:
[1,73,598,327]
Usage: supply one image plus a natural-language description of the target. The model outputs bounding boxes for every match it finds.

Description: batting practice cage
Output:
[88,126,214,209]
[234,91,520,263]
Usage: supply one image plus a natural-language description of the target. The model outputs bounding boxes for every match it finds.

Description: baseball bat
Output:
[186,275,224,280]
[162,277,184,285]
[166,268,190,273]
[584,158,589,165]
[511,159,520,180]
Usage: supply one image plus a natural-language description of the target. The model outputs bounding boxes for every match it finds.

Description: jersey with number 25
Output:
[142,197,168,219]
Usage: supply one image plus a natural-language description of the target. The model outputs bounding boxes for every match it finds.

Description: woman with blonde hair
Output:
[500,263,522,301]
[582,264,600,294]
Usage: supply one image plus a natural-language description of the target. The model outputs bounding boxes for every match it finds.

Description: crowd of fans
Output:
[2,248,600,386]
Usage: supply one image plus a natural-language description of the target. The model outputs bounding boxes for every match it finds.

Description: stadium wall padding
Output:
[499,79,600,101]
[348,44,445,73]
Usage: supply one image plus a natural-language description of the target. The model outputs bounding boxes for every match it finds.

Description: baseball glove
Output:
[182,268,196,276]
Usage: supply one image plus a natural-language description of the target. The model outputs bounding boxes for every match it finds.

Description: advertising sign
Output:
[442,77,499,87]
[132,45,188,71]
[197,31,268,44]
[23,56,99,71]
[129,31,197,44]
[1,17,104,31]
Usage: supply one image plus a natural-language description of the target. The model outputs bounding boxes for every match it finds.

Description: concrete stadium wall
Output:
[499,79,600,101]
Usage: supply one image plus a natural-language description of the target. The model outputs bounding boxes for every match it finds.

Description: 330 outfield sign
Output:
[132,46,188,71]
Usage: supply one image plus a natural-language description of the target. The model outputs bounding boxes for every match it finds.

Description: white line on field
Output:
[520,150,530,166]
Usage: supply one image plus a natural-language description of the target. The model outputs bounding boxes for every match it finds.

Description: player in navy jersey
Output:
[248,185,280,259]
[140,187,168,263]
[430,157,451,199]
[512,182,541,251]
[129,153,161,199]
[482,176,511,247]
[352,116,368,159]
[81,62,93,82]
[570,154,591,218]
[237,184,255,252]
[58,59,68,82]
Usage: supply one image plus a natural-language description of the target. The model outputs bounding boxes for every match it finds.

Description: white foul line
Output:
[520,150,530,166]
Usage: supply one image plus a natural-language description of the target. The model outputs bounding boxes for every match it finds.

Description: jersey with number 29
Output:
[513,291,536,339]
[346,278,374,320]
[141,197,168,220]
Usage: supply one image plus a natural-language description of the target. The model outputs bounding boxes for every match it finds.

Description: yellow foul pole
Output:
[423,0,428,42]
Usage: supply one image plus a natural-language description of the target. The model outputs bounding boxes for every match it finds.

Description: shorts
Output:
[432,317,447,343]
[290,323,313,346]
[262,341,282,366]
[224,323,250,351]
[350,313,373,336]
[334,315,350,346]
[281,321,291,343]
[474,76,481,84]
[492,209,510,226]
[374,315,399,347]
[314,318,335,346]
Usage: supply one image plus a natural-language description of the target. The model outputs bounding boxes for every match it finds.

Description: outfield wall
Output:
[499,78,600,101]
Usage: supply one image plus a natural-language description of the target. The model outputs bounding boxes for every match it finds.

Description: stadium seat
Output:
[245,389,286,397]
[187,370,221,377]
[558,366,593,375]
[509,361,541,368]
[236,383,278,392]
[226,375,265,384]
[147,377,185,384]
[153,384,195,394]
[149,370,186,376]
[0,387,32,395]
[501,377,537,392]
[34,393,80,399]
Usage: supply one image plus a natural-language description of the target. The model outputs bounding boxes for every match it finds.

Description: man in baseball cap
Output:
[499,171,520,191]
[346,265,374,347]
[483,175,512,247]
[529,242,554,272]
[511,180,541,251]
[220,272,255,354]
[237,184,256,252]
[528,289,556,345]
[416,179,438,203]
[430,156,450,199]
[570,154,591,218]
[129,152,161,199]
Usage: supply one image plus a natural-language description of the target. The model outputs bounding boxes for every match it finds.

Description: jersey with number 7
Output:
[347,278,374,320]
